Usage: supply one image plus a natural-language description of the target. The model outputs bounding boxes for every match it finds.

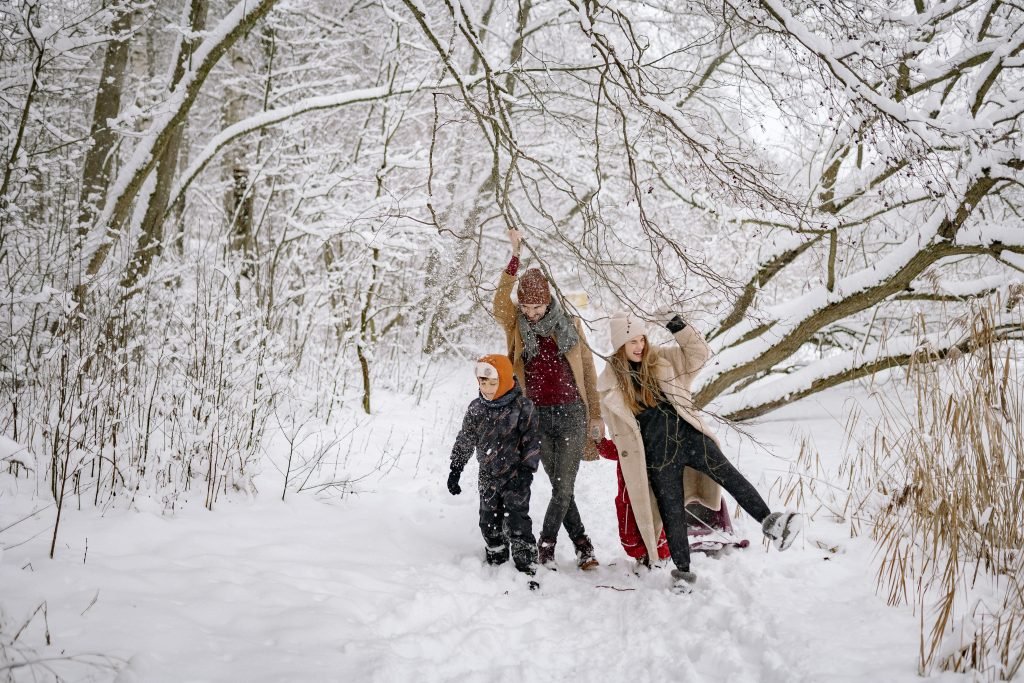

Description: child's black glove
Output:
[447,470,462,495]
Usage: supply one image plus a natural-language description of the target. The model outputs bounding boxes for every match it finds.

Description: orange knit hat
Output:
[475,354,515,400]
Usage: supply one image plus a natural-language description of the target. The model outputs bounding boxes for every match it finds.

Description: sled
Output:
[686,501,750,554]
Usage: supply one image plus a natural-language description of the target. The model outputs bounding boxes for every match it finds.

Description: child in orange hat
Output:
[449,354,542,586]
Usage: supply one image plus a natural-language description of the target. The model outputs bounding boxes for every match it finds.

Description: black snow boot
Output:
[511,537,538,574]
[485,543,510,566]
[515,554,540,591]
[521,562,540,591]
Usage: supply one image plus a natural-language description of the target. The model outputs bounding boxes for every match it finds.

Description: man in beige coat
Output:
[598,310,801,592]
[493,229,604,569]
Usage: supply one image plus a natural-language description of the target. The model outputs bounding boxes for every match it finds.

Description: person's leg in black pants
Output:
[503,470,538,573]
[478,472,509,564]
[537,402,587,543]
[643,410,694,572]
[642,408,773,573]
[671,419,771,524]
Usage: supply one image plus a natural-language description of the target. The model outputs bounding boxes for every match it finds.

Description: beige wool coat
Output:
[596,323,723,560]
[493,270,603,461]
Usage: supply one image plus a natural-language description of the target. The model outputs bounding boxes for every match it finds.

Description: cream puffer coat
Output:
[596,323,723,560]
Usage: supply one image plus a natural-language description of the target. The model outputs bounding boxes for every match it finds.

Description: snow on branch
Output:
[167,75,477,213]
[693,171,1016,404]
[78,0,278,286]
[709,204,951,357]
[756,0,947,145]
[712,306,1024,421]
[955,220,1024,248]
[899,274,1019,301]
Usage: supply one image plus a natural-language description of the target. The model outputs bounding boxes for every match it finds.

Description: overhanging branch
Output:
[717,320,1023,421]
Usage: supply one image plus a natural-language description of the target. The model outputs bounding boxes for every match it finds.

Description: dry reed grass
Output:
[777,297,1023,679]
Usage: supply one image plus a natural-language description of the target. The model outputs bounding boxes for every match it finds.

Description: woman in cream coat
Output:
[597,310,800,592]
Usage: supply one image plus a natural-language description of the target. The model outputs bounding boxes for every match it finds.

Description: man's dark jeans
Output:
[536,401,588,543]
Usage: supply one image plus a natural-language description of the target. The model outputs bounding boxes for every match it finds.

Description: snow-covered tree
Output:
[1,0,1020,513]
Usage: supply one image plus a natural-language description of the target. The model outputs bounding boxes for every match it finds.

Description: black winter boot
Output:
[485,543,510,566]
[510,536,538,574]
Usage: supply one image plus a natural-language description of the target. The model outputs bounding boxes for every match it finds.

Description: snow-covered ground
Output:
[0,367,968,682]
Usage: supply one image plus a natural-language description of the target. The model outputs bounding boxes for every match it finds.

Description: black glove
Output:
[447,470,462,495]
[665,315,687,334]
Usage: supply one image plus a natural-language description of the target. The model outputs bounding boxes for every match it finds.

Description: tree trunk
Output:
[358,247,380,414]
[78,0,278,300]
[75,4,132,237]
[0,7,43,213]
[223,45,256,269]
[120,0,209,292]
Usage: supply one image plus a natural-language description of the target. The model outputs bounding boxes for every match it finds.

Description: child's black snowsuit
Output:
[450,381,541,572]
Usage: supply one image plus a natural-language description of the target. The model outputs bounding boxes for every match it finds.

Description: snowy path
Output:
[1,383,967,682]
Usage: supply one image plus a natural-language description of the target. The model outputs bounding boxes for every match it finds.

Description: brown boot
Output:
[537,538,557,568]
[573,535,599,571]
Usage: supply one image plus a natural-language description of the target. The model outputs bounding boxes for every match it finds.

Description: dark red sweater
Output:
[524,337,581,406]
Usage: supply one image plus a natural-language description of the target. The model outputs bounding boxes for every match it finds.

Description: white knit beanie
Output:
[608,311,648,352]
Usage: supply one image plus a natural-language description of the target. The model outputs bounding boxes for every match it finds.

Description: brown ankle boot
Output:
[573,535,599,570]
[537,538,556,567]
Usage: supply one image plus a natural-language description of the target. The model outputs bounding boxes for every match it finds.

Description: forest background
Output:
[1,0,1022,679]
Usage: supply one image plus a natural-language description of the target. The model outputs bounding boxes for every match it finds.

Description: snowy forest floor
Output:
[1,366,970,682]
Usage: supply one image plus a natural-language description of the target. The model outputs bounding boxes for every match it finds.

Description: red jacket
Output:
[597,438,671,560]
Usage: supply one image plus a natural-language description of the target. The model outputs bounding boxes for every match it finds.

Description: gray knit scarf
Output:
[518,299,579,362]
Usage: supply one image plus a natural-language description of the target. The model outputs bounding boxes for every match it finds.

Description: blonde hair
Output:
[610,340,662,415]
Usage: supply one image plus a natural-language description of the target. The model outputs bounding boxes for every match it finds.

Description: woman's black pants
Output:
[640,405,770,572]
